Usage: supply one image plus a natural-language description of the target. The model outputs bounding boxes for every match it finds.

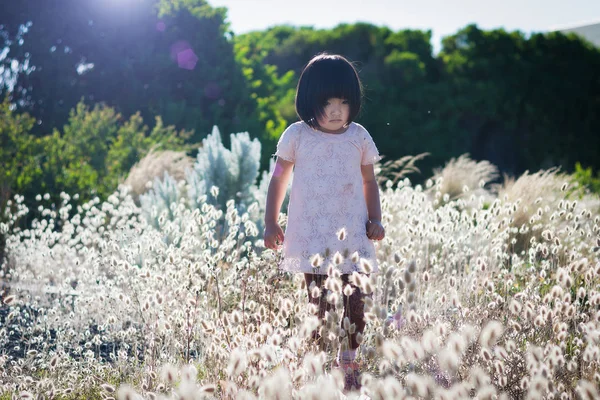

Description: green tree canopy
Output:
[1,0,260,143]
[235,22,600,177]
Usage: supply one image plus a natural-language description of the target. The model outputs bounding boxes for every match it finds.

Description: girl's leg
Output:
[339,274,369,391]
[304,273,334,345]
[341,274,368,350]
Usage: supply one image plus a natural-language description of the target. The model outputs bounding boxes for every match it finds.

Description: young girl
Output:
[263,53,385,391]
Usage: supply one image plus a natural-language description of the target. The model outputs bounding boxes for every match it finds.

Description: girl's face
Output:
[317,97,350,133]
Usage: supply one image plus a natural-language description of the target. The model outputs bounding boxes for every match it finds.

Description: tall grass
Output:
[1,155,599,399]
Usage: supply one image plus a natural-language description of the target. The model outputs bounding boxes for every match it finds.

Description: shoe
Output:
[339,361,361,392]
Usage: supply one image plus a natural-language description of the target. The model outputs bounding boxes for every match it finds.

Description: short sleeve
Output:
[361,128,382,165]
[275,124,298,162]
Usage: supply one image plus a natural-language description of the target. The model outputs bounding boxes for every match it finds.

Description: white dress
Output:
[275,121,381,275]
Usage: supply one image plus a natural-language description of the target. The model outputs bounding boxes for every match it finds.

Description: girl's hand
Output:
[264,223,285,250]
[366,219,385,241]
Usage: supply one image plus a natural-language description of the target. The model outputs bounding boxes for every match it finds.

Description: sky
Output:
[209,0,600,53]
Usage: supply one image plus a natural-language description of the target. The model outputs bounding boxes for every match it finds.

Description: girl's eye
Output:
[342,100,349,104]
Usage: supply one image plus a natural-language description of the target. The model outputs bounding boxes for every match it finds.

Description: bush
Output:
[0,98,42,265]
[493,167,600,256]
[429,153,499,204]
[571,162,600,196]
[124,149,195,199]
[138,126,277,238]
[38,102,192,204]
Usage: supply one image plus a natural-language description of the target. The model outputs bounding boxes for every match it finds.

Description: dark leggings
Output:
[304,273,368,350]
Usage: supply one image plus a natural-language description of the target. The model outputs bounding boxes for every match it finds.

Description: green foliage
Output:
[234,23,460,174]
[1,0,262,145]
[383,50,426,83]
[234,29,296,166]
[36,102,190,203]
[571,162,600,195]
[0,97,42,263]
[0,97,42,204]
[439,25,600,175]
[104,113,193,195]
[235,22,600,178]
[37,102,119,201]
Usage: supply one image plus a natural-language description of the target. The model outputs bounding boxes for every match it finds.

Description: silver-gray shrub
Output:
[186,126,261,213]
[139,126,274,235]
[139,171,184,230]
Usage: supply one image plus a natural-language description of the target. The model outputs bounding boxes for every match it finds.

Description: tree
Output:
[1,0,261,143]
[0,97,41,205]
[235,22,600,178]
[235,23,445,173]
[440,25,600,175]
[0,97,42,265]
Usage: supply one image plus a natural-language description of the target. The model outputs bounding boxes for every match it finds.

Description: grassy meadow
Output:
[1,155,600,400]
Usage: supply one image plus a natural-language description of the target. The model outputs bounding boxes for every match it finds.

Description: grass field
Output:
[1,160,599,399]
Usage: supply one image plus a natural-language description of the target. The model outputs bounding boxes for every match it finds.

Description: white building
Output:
[560,22,600,47]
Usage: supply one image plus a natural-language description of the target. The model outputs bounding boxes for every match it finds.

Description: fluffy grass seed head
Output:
[480,321,503,348]
[116,385,138,400]
[343,284,354,297]
[360,258,373,274]
[333,251,344,266]
[227,348,248,377]
[311,254,323,268]
[160,364,178,385]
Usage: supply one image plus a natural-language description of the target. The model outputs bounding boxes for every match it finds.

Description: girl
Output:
[263,53,385,392]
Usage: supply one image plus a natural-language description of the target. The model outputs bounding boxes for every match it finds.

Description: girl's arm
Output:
[361,163,385,240]
[264,157,294,249]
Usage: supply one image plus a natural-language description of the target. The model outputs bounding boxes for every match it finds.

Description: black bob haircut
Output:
[295,53,363,130]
